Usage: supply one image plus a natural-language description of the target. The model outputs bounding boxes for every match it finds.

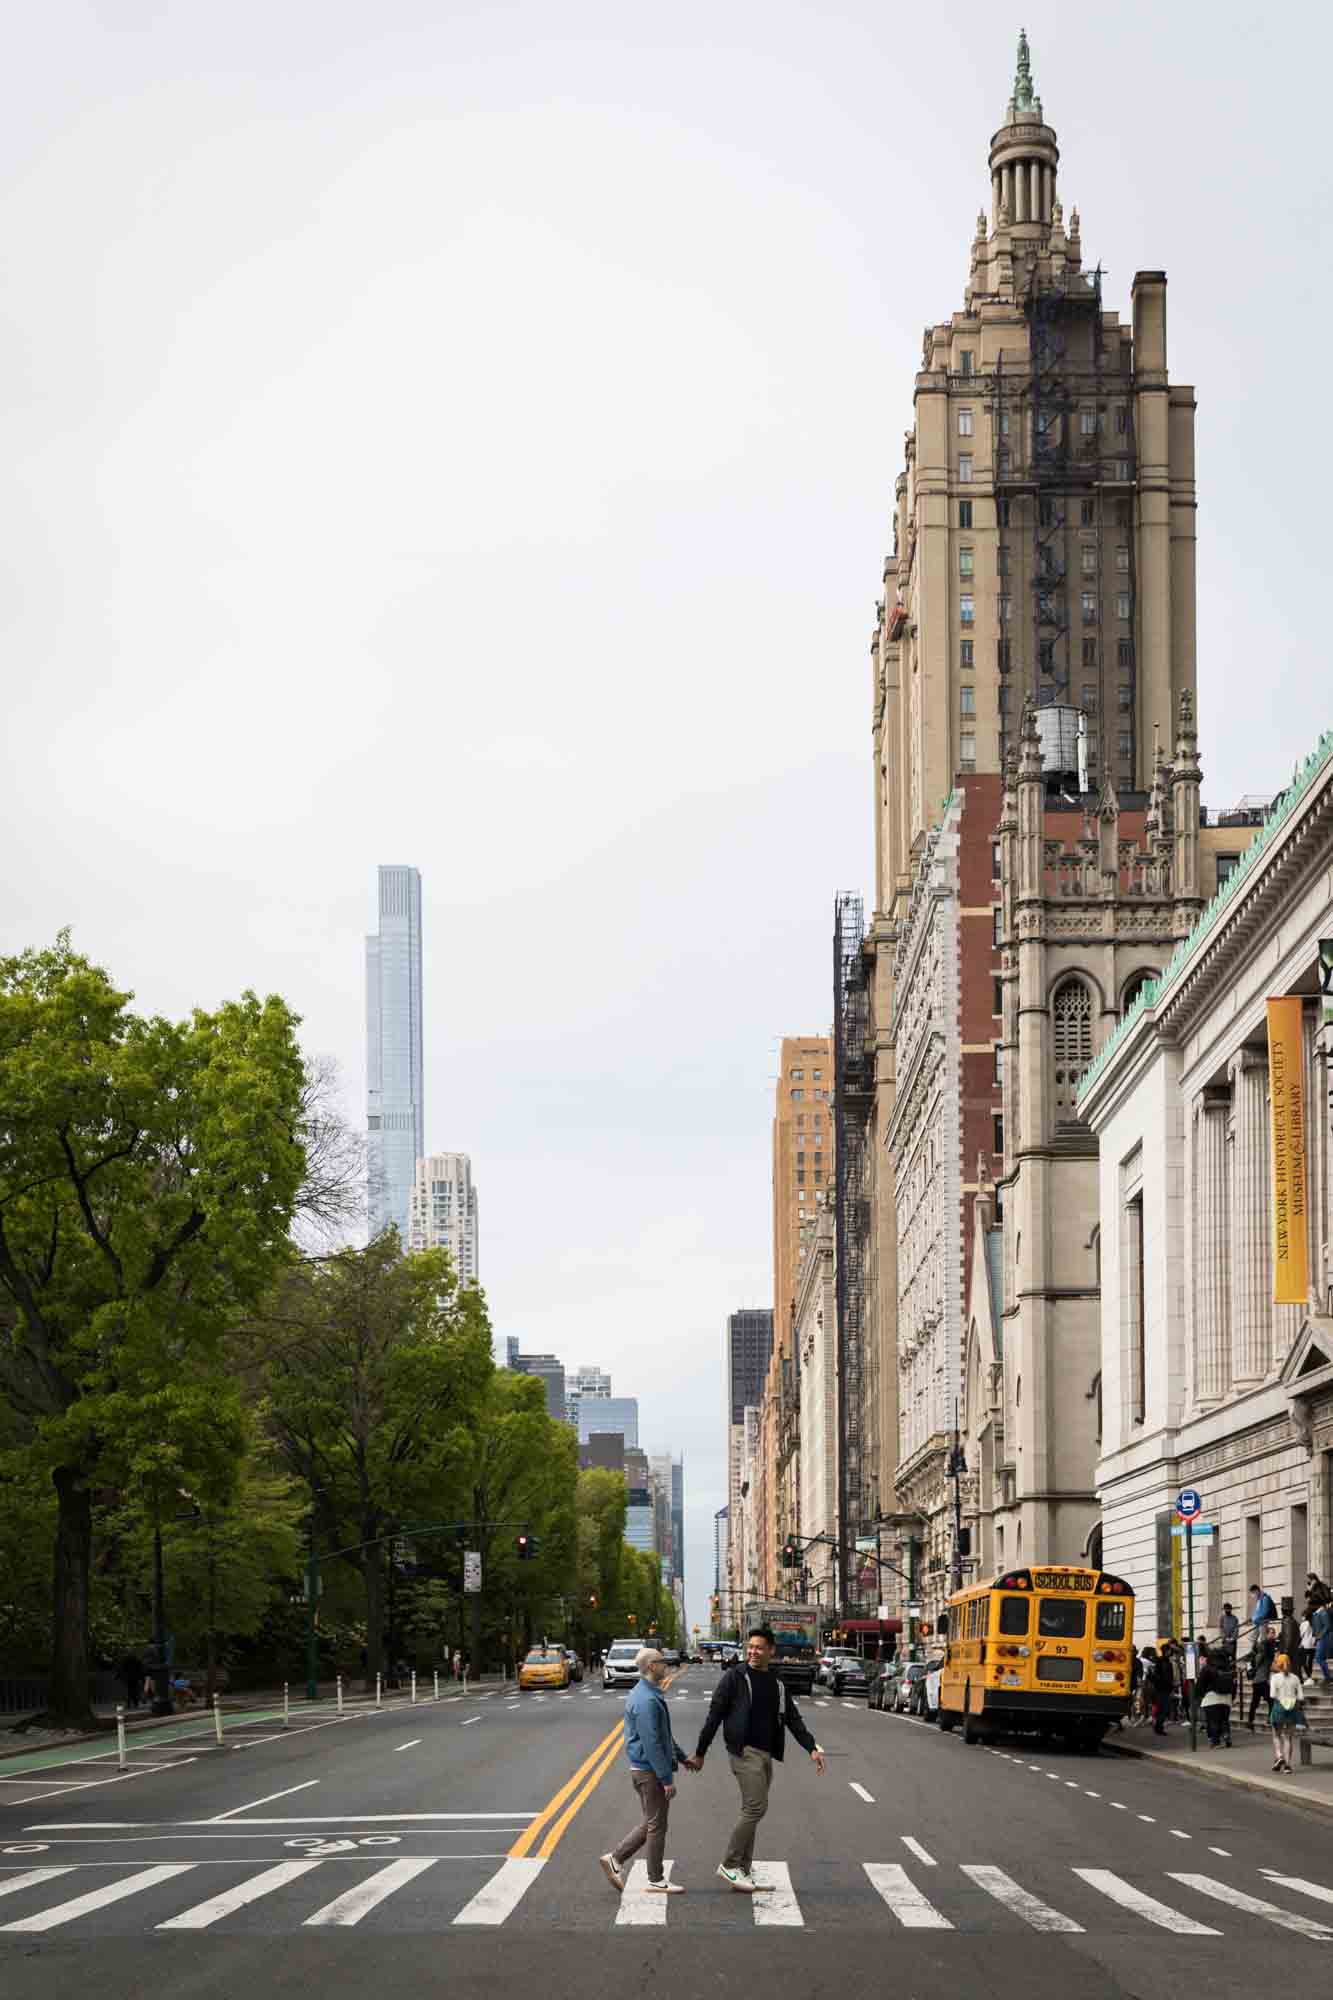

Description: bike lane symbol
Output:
[283,1835,402,1856]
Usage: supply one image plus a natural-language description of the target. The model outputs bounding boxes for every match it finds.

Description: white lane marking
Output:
[461,1717,481,1727]
[864,1863,951,1929]
[0,1869,75,1900]
[1169,1874,1333,1939]
[901,1837,936,1867]
[1064,1781,1079,1789]
[27,1813,535,1829]
[1170,1830,1191,1840]
[393,1742,422,1753]
[751,1859,801,1925]
[849,1783,876,1804]
[1073,1869,1220,1934]
[1084,1791,1100,1798]
[616,1858,674,1925]
[1259,1872,1333,1908]
[1028,1764,1041,1771]
[305,1858,437,1925]
[961,1864,1083,1933]
[1137,1814,1155,1822]
[207,1780,320,1823]
[1110,1801,1127,1810]
[1209,1847,1231,1857]
[2,1863,196,1932]
[158,1860,323,1929]
[453,1856,546,1926]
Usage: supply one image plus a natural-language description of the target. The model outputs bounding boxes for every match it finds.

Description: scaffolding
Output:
[833,892,872,1613]
[991,266,1139,785]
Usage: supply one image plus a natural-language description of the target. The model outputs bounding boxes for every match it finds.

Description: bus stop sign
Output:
[1176,1488,1202,1520]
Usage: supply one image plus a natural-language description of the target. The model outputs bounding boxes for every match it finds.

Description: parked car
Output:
[868,1662,905,1711]
[918,1657,945,1720]
[518,1646,570,1692]
[563,1648,583,1683]
[602,1639,642,1690]
[894,1661,931,1712]
[816,1648,864,1693]
[826,1652,870,1696]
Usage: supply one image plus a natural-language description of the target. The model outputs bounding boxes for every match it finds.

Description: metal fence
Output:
[1,1671,122,1715]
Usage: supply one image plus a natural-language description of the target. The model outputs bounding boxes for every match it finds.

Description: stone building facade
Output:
[796,1211,838,1607]
[1080,730,1333,1634]
[864,33,1199,1615]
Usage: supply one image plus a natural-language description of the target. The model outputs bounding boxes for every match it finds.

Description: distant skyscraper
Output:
[509,1351,566,1420]
[578,1396,638,1449]
[565,1363,613,1427]
[725,1309,772,1616]
[365,866,424,1244]
[407,1153,479,1286]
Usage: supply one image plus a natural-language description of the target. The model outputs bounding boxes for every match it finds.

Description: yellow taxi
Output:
[518,1646,571,1691]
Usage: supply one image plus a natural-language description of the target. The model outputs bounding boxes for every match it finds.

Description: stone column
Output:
[993,170,1002,225]
[1230,1051,1272,1385]
[1194,1089,1231,1403]
[1046,166,1056,220]
[1030,161,1041,223]
[1015,163,1027,223]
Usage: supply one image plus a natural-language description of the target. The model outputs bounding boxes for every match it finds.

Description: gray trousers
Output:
[613,1770,670,1882]
[724,1747,773,1871]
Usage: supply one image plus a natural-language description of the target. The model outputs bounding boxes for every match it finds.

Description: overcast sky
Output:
[5,1,1330,1628]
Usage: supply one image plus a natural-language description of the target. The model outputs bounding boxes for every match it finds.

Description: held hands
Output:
[680,1755,703,1772]
[663,1784,676,1799]
[811,1749,826,1775]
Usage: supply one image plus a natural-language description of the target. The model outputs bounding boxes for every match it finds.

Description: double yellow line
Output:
[509,1669,683,1862]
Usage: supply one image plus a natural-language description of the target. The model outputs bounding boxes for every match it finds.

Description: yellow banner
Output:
[1266,997,1308,1306]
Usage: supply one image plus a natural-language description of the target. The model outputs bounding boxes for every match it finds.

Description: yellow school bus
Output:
[937,1564,1135,1749]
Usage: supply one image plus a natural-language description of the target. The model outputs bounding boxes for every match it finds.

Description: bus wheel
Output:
[962,1686,980,1744]
[938,1706,957,1733]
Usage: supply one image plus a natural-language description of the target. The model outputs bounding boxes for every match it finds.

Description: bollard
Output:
[375,1672,382,1709]
[116,1703,127,1773]
[213,1695,224,1747]
[411,1670,417,1706]
[433,1670,440,1702]
[337,1675,344,1716]
[283,1682,290,1729]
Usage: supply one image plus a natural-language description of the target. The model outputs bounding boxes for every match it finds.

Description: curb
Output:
[1103,1737,1333,1820]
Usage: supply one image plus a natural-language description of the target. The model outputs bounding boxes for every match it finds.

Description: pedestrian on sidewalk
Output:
[1218,1603,1240,1650]
[1246,1623,1275,1731]
[1268,1654,1307,1773]
[1142,1647,1170,1734]
[688,1625,824,1895]
[1196,1649,1232,1748]
[1312,1601,1333,1685]
[118,1651,145,1710]
[1299,1613,1316,1683]
[1277,1600,1303,1670]
[1305,1573,1330,1617]
[1248,1583,1277,1628]
[600,1647,691,1898]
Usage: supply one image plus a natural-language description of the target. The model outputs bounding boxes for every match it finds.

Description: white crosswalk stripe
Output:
[960,1863,1083,1932]
[1260,1871,1333,1908]
[1168,1875,1333,1940]
[0,1869,75,1902]
[305,1858,438,1926]
[453,1857,545,1926]
[1,1864,196,1933]
[1071,1869,1220,1934]
[750,1861,802,1925]
[615,1858,676,1925]
[158,1860,323,1929]
[864,1863,952,1929]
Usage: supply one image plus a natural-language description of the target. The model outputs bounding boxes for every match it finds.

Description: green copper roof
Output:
[1014,29,1034,112]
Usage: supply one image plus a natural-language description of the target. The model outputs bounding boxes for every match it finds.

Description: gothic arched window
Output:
[1052,978,1094,1116]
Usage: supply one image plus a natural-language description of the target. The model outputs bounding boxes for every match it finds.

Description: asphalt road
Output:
[3,1667,1332,1997]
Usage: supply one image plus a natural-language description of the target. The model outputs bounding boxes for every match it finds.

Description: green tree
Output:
[464,1370,578,1665]
[260,1234,493,1686]
[0,938,307,1725]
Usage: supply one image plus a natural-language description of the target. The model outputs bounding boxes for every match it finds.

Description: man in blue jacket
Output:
[599,1648,691,1896]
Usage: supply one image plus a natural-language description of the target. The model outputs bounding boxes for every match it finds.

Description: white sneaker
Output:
[644,1879,685,1894]
[717,1864,754,1893]
[599,1854,624,1892]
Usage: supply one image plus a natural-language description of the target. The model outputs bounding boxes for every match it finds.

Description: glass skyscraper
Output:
[365,865,424,1244]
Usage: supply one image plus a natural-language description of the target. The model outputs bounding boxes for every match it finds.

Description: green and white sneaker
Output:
[717,1865,754,1893]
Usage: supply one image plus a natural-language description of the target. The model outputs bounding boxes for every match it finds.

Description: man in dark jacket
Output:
[687,1626,824,1894]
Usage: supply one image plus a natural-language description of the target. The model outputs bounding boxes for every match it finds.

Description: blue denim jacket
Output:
[623,1675,684,1785]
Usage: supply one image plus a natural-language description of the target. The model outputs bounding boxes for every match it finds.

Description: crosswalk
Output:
[0,1856,1330,1937]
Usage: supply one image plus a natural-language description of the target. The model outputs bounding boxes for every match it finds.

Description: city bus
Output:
[936,1564,1135,1750]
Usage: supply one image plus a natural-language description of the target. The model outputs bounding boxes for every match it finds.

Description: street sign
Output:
[1170,1522,1213,1537]
[906,1602,922,1617]
[1175,1488,1202,1520]
[877,1603,889,1622]
[463,1551,482,1594]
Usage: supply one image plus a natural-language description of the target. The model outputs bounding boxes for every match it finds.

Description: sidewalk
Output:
[1107,1715,1333,1816]
[1,1673,511,1763]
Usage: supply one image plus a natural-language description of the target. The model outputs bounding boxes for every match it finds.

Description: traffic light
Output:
[781,1539,798,1570]
[627,1612,637,1626]
[515,1532,539,1562]
[588,1593,599,1609]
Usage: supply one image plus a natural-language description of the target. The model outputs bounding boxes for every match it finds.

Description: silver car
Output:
[602,1640,641,1690]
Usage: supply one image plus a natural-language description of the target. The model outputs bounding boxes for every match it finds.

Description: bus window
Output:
[1094,1600,1128,1642]
[968,1599,981,1639]
[997,1594,1030,1636]
[1037,1598,1086,1639]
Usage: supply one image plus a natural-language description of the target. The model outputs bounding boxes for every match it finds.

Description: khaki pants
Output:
[613,1770,670,1883]
[724,1747,773,1872]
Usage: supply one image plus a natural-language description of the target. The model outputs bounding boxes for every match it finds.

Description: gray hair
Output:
[636,1647,665,1674]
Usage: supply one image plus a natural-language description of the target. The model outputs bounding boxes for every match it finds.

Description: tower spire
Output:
[1007,28,1043,123]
